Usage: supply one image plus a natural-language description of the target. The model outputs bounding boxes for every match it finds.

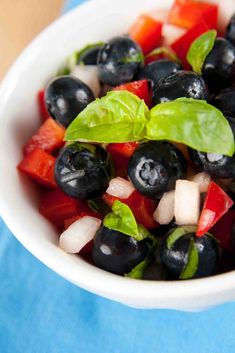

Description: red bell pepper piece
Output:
[168,0,218,30]
[23,117,65,156]
[102,190,158,229]
[128,14,163,55]
[113,80,152,107]
[171,21,209,68]
[107,142,139,159]
[196,181,234,237]
[106,142,139,178]
[37,90,49,121]
[39,189,90,228]
[211,210,235,253]
[18,148,56,189]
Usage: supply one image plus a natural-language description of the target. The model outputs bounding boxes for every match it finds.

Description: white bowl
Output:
[0,0,234,311]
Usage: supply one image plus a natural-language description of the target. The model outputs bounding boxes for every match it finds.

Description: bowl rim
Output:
[0,0,235,307]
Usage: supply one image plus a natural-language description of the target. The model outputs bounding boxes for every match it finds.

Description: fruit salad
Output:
[18,0,235,280]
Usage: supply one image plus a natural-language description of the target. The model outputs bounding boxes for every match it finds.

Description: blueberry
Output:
[160,229,219,279]
[78,44,103,65]
[189,115,235,178]
[212,87,235,117]
[92,227,150,275]
[97,36,143,86]
[45,76,95,127]
[128,141,187,199]
[202,38,235,92]
[136,59,181,88]
[152,70,209,105]
[55,143,111,199]
[226,14,235,46]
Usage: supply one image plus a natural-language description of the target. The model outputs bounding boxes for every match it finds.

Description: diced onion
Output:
[106,177,135,199]
[175,180,200,225]
[59,216,101,254]
[153,190,175,225]
[162,24,186,46]
[188,172,211,193]
[148,8,169,22]
[70,65,101,97]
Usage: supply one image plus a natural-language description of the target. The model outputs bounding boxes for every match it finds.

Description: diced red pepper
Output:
[37,90,49,121]
[18,148,56,189]
[64,211,101,229]
[168,0,218,30]
[128,14,163,55]
[102,190,158,229]
[171,21,209,68]
[107,142,139,178]
[23,117,65,156]
[39,189,90,228]
[113,80,152,107]
[107,142,139,159]
[211,210,235,253]
[196,181,234,237]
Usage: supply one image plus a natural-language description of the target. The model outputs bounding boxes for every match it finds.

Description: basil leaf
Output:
[75,42,104,65]
[103,200,151,241]
[180,239,199,279]
[103,200,139,237]
[65,91,149,143]
[147,98,235,157]
[125,260,149,279]
[145,47,181,64]
[167,227,186,249]
[187,30,217,75]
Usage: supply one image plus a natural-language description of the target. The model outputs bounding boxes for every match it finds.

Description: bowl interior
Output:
[1,0,235,310]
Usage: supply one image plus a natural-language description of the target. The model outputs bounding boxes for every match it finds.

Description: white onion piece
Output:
[188,172,211,193]
[148,8,169,23]
[217,0,234,33]
[153,190,175,225]
[162,24,186,46]
[106,177,135,199]
[70,65,101,97]
[59,216,101,254]
[175,180,200,225]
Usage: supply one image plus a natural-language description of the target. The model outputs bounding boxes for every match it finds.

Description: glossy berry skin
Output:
[78,45,102,65]
[212,87,235,117]
[189,140,235,179]
[226,14,235,46]
[160,231,219,279]
[45,76,95,127]
[152,70,209,105]
[97,36,143,86]
[92,227,150,275]
[202,38,235,92]
[128,141,187,199]
[136,59,181,88]
[55,143,111,200]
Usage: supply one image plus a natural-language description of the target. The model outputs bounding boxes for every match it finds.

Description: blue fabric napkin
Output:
[1,1,235,352]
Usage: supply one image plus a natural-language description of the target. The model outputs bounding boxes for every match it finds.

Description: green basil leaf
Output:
[147,98,235,157]
[65,91,149,143]
[187,30,217,75]
[166,227,186,249]
[179,239,199,279]
[145,47,181,64]
[103,200,151,241]
[125,260,149,279]
[103,200,139,237]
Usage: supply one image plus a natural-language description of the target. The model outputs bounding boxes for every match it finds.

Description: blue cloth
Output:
[1,1,235,352]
